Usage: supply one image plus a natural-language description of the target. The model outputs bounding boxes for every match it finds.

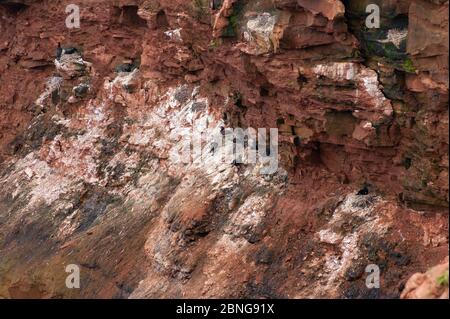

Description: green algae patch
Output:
[402,58,416,73]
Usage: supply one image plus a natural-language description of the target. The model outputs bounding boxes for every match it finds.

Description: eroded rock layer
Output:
[0,0,448,298]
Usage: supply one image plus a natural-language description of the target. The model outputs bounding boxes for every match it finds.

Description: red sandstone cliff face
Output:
[0,0,448,299]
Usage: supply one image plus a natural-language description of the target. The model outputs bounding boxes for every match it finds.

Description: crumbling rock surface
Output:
[401,257,449,299]
[0,0,448,299]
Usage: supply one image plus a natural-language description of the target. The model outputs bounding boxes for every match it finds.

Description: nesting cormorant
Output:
[56,42,63,60]
[357,186,369,196]
[63,47,78,55]
[115,63,137,73]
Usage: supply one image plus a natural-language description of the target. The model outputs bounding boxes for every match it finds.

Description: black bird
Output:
[63,47,78,55]
[115,63,137,73]
[357,186,369,196]
[56,42,63,60]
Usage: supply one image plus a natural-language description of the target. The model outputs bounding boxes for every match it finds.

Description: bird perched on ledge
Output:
[56,43,80,61]
[357,185,369,196]
[56,42,63,60]
[115,63,138,73]
[63,47,79,55]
